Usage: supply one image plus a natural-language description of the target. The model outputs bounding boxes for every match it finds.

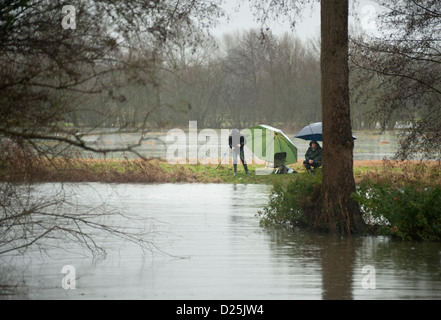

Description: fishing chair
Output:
[273,152,287,174]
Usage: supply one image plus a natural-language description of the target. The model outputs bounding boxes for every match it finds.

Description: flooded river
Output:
[78,129,403,161]
[1,183,441,300]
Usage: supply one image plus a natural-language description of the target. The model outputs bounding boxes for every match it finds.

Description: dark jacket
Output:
[305,140,322,166]
[229,129,245,150]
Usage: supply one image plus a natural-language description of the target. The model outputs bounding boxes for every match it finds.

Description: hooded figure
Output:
[229,129,250,176]
[303,140,322,172]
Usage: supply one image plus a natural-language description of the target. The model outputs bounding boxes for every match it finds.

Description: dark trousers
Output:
[233,148,246,165]
[303,160,320,171]
[233,149,248,173]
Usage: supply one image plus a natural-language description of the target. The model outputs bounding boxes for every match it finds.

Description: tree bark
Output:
[320,0,365,233]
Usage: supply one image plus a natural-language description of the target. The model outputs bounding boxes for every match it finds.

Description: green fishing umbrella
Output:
[244,124,298,165]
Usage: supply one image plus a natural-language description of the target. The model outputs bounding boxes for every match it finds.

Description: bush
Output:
[353,180,441,241]
[257,173,322,229]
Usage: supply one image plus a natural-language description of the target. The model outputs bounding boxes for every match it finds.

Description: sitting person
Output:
[303,140,322,172]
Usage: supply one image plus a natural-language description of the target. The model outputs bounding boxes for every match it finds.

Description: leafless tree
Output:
[350,0,441,160]
[219,29,320,128]
[0,0,224,156]
[0,181,160,257]
[0,0,224,257]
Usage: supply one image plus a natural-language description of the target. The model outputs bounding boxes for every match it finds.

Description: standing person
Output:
[229,128,250,176]
[303,140,322,172]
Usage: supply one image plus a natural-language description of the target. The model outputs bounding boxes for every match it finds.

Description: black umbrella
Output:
[294,122,356,141]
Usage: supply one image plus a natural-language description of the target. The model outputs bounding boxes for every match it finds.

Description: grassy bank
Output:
[1,156,301,184]
[1,155,438,185]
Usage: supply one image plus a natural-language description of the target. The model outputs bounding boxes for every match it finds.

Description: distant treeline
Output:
[65,29,397,131]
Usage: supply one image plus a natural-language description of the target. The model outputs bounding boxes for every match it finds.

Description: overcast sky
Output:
[211,0,382,40]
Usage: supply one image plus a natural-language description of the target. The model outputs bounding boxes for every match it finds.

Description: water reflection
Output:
[1,183,441,300]
[320,236,359,300]
[267,228,441,299]
[266,229,358,299]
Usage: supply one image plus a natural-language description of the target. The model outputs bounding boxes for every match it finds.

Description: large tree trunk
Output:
[320,0,365,233]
